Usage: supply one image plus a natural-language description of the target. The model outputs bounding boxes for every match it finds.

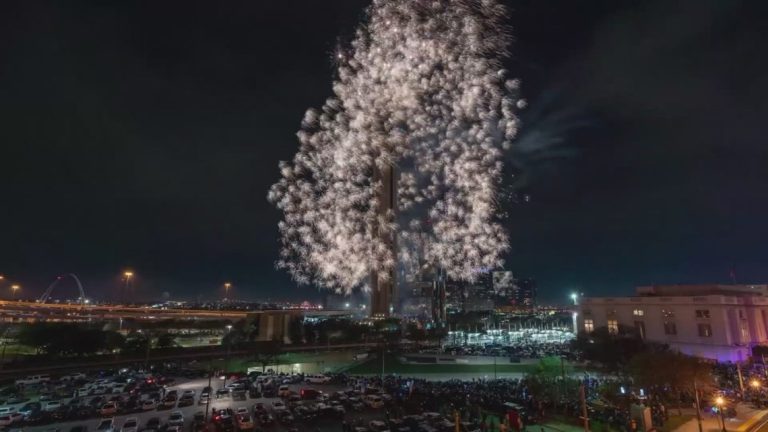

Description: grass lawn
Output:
[658,415,694,432]
[344,353,540,375]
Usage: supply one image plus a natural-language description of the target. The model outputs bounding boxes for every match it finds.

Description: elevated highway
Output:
[0,300,350,322]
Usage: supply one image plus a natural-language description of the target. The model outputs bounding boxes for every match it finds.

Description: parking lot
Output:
[0,370,398,432]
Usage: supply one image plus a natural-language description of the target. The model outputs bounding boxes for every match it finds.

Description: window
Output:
[662,309,675,318]
[584,319,594,333]
[582,309,592,315]
[634,321,646,339]
[607,319,619,335]
[633,309,644,317]
[698,323,713,337]
[740,322,749,340]
[664,321,677,335]
[695,309,710,319]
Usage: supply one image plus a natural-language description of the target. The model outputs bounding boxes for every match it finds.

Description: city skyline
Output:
[2,1,768,302]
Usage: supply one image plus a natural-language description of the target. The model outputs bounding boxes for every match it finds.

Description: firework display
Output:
[269,0,522,294]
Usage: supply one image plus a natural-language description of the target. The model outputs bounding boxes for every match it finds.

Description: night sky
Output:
[1,1,767,303]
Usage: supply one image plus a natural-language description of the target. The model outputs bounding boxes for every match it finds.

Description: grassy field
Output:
[344,353,540,375]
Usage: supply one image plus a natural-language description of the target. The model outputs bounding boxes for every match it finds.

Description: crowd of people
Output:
[440,340,575,361]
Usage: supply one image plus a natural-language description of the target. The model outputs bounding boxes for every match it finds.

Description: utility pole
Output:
[737,363,745,395]
[204,360,213,422]
[694,379,703,432]
[144,334,152,369]
[579,382,589,432]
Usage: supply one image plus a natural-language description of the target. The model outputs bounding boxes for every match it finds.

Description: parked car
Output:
[120,417,138,432]
[304,374,331,384]
[100,403,118,416]
[236,414,254,430]
[0,412,23,426]
[168,411,184,427]
[142,400,157,411]
[364,395,384,409]
[15,375,51,386]
[44,401,63,412]
[96,418,115,432]
[144,417,161,432]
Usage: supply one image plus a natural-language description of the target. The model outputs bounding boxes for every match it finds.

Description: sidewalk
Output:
[673,403,768,432]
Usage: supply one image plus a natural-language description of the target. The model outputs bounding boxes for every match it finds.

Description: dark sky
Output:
[1,1,767,303]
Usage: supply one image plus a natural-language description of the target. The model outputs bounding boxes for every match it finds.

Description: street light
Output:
[570,292,579,305]
[715,396,727,432]
[751,379,760,389]
[223,324,234,387]
[223,282,232,299]
[10,285,20,300]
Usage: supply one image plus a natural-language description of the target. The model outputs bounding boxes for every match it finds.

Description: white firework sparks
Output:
[268,0,522,294]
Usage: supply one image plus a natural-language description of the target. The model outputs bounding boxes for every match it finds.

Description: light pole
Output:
[715,396,727,432]
[751,380,761,407]
[223,324,233,387]
[570,292,579,334]
[223,282,232,300]
[123,271,134,303]
[10,285,20,300]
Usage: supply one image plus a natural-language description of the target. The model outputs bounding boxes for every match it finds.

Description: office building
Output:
[577,284,768,362]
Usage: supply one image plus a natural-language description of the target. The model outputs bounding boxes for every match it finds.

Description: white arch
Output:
[39,274,87,304]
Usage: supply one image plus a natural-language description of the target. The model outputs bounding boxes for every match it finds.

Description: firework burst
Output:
[268,0,522,294]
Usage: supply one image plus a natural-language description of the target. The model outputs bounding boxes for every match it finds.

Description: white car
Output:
[277,385,291,397]
[44,401,62,412]
[0,407,16,415]
[168,411,184,427]
[182,389,196,397]
[364,395,384,409]
[121,417,139,432]
[60,373,87,381]
[15,374,51,386]
[235,407,249,416]
[304,374,331,384]
[271,401,287,412]
[369,420,388,432]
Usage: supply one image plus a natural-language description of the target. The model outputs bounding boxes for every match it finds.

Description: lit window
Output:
[607,319,619,335]
[695,309,710,319]
[740,322,749,340]
[584,319,594,333]
[698,323,713,337]
[664,321,677,335]
[633,309,644,317]
[662,309,675,319]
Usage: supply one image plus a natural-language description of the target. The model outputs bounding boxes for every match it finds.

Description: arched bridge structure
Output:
[39,273,87,304]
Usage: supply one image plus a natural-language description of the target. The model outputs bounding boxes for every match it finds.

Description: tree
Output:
[252,341,283,373]
[124,332,149,354]
[571,325,648,373]
[156,333,176,349]
[269,0,522,294]
[288,318,304,345]
[629,348,715,412]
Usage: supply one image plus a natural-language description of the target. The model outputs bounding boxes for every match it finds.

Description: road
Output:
[15,378,383,432]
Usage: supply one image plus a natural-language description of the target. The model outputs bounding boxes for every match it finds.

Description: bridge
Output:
[0,300,350,322]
